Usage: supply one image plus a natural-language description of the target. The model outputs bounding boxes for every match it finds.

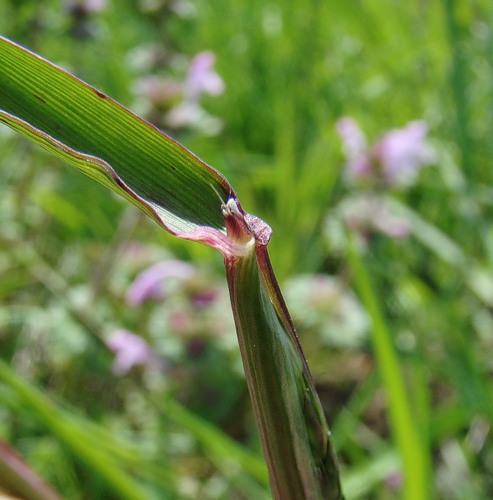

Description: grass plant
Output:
[0,1,492,498]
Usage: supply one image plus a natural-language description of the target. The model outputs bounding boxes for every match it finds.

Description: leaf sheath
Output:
[225,243,344,499]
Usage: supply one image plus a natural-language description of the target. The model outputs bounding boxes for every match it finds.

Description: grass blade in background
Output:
[0,36,343,498]
[0,359,151,500]
[347,233,429,500]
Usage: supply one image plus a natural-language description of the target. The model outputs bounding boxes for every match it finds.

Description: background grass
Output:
[1,0,492,498]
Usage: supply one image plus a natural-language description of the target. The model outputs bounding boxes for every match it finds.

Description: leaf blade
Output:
[0,35,231,238]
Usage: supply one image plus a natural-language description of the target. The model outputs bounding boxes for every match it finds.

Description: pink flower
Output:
[184,51,225,103]
[106,330,159,375]
[336,117,366,158]
[336,117,434,186]
[126,260,194,305]
[165,51,224,133]
[375,120,434,185]
[336,117,372,179]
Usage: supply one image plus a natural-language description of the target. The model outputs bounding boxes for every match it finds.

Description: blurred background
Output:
[0,0,492,498]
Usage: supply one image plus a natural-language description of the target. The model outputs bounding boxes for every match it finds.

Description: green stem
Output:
[225,243,343,499]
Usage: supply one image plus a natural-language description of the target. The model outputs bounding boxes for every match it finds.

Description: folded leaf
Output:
[0,35,239,255]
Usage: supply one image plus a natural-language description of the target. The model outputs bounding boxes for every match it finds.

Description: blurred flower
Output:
[385,471,402,491]
[134,50,225,134]
[126,259,194,305]
[165,51,224,134]
[135,76,182,106]
[336,117,434,186]
[183,51,225,102]
[336,118,369,173]
[325,194,411,249]
[375,120,434,185]
[336,117,366,156]
[161,279,228,337]
[106,329,160,375]
[284,274,368,349]
[166,104,223,135]
[343,195,411,239]
[330,118,433,245]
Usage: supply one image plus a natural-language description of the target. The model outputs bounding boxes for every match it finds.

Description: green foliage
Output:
[1,0,493,498]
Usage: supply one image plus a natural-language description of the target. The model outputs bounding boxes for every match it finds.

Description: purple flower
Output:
[165,51,224,133]
[126,260,194,306]
[336,117,372,179]
[106,329,159,375]
[375,120,434,184]
[184,51,225,103]
[336,117,434,186]
[336,117,366,158]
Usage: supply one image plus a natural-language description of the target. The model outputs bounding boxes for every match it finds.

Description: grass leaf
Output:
[0,35,234,251]
[0,35,344,499]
